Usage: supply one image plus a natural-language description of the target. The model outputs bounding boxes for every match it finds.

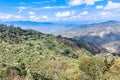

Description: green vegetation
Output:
[0,24,120,80]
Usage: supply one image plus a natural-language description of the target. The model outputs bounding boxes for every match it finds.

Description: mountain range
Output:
[62,21,120,54]
[0,24,109,80]
[0,23,120,80]
[0,20,120,54]
[0,21,78,35]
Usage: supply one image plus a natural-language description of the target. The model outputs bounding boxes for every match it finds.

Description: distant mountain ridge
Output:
[0,21,75,34]
[0,20,120,54]
[0,21,54,26]
[62,21,120,54]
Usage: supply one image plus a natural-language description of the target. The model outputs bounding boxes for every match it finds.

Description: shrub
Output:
[6,66,21,76]
[62,49,70,55]
[79,57,107,80]
[31,72,53,80]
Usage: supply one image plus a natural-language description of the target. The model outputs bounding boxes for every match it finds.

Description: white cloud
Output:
[29,15,40,21]
[104,1,120,10]
[99,12,109,16]
[0,14,12,20]
[85,0,95,5]
[32,6,70,10]
[0,13,24,21]
[68,0,83,6]
[14,15,22,19]
[99,12,113,17]
[18,6,27,13]
[42,6,70,9]
[28,11,40,21]
[96,5,103,9]
[32,2,42,4]
[28,11,35,15]
[67,10,119,21]
[55,11,75,18]
[29,15,49,21]
[68,0,103,6]
[42,16,48,20]
[80,11,88,15]
[55,11,70,18]
[29,15,36,19]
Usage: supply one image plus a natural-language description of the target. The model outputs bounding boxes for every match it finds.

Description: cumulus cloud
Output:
[104,1,120,10]
[28,11,35,15]
[29,15,36,19]
[69,10,118,21]
[96,5,103,9]
[28,11,40,21]
[68,0,103,6]
[0,14,12,20]
[14,15,22,19]
[32,6,70,10]
[80,11,88,15]
[29,15,40,21]
[42,16,48,20]
[55,11,75,18]
[96,1,120,11]
[18,6,27,13]
[29,14,49,21]
[99,12,112,16]
[0,13,24,21]
[42,6,70,9]
[68,0,83,6]
[98,11,117,20]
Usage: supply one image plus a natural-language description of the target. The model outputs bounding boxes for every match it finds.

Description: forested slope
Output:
[0,24,120,80]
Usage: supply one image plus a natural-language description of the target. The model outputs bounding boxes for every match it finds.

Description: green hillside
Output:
[0,24,120,80]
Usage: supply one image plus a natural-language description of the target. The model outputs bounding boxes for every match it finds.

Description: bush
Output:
[6,65,27,77]
[31,72,53,80]
[6,66,21,76]
[62,49,70,55]
[79,57,108,80]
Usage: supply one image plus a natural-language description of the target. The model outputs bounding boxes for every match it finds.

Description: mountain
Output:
[0,21,91,35]
[1,20,120,54]
[0,24,105,55]
[0,24,90,79]
[0,24,120,80]
[0,21,75,35]
[71,39,106,55]
[62,21,120,54]
[0,21,54,26]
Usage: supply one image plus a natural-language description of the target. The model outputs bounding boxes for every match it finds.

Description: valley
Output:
[62,21,120,54]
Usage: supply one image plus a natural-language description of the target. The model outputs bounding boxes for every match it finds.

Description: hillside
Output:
[62,21,120,54]
[0,24,120,80]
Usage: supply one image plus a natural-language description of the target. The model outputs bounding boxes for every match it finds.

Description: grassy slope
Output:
[0,24,91,80]
[0,24,120,80]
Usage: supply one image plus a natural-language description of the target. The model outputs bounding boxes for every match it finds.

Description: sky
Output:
[0,0,120,22]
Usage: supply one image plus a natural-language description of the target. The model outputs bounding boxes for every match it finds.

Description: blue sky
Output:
[0,0,120,22]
